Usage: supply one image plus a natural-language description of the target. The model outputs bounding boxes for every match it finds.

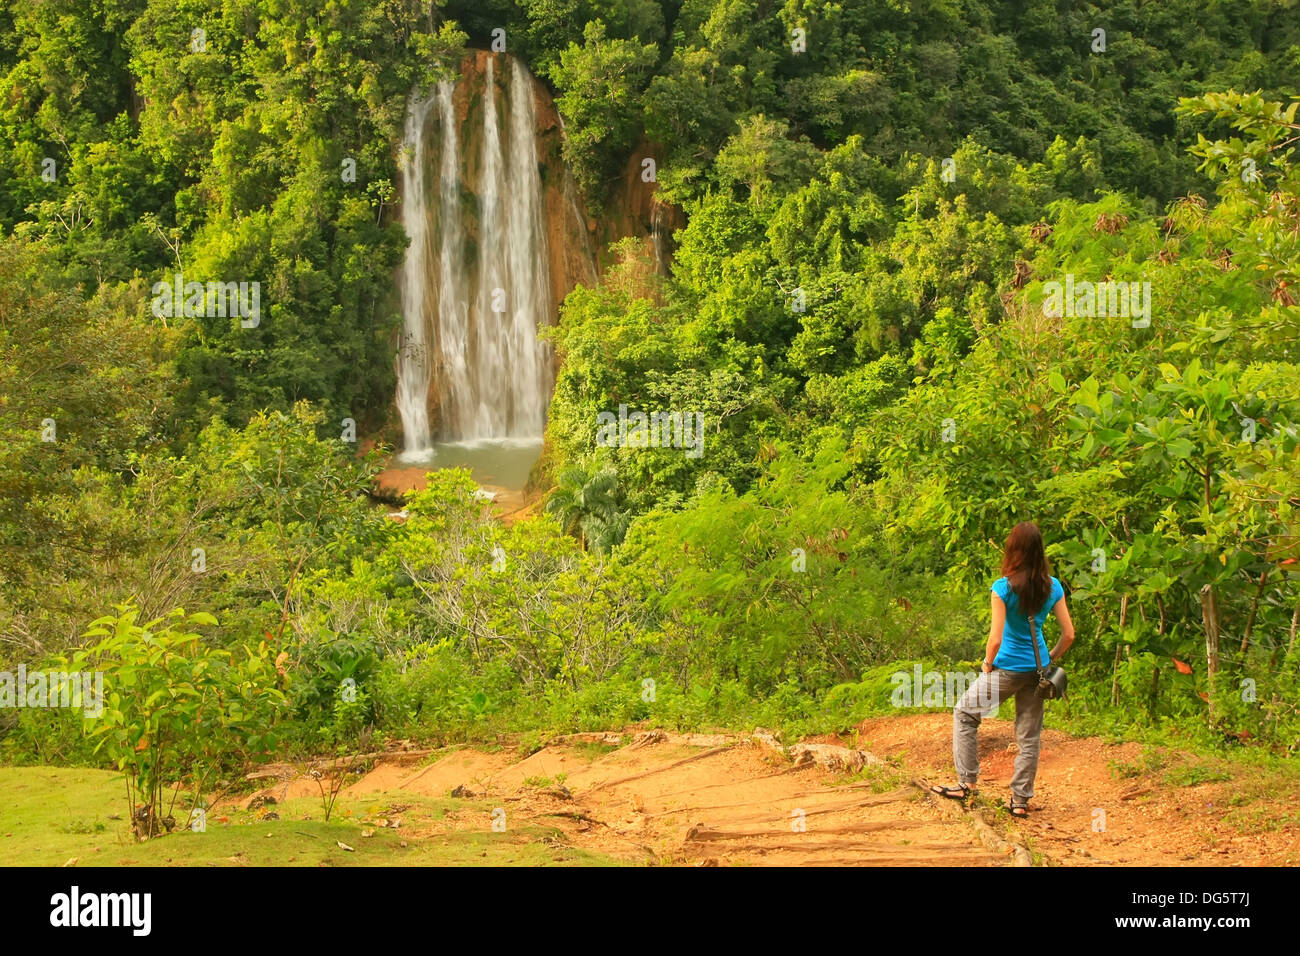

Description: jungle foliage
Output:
[1,2,1297,788]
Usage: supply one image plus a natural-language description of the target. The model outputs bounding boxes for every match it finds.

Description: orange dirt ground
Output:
[854,713,1299,866]
[231,714,1299,866]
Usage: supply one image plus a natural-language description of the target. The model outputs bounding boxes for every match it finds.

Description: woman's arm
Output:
[1049,597,1075,662]
[984,594,1005,672]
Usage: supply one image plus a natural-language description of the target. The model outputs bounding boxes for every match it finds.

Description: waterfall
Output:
[474,58,507,437]
[433,79,470,438]
[395,93,436,457]
[504,58,554,434]
[395,56,554,459]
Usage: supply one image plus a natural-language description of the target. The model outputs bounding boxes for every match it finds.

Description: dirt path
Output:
[233,715,1298,866]
[237,729,1008,866]
[851,714,1299,866]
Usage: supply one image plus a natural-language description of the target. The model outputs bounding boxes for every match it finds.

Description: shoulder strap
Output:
[1029,611,1045,676]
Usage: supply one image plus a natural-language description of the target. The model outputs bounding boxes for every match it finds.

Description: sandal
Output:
[1008,801,1029,818]
[931,783,974,800]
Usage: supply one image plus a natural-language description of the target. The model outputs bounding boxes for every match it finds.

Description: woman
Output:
[931,521,1075,818]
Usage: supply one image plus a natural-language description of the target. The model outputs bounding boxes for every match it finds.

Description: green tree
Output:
[545,463,627,552]
[551,19,659,200]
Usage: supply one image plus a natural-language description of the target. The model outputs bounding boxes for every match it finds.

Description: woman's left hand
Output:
[981,661,993,673]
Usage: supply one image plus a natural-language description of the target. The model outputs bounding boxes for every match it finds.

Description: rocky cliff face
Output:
[602,139,686,276]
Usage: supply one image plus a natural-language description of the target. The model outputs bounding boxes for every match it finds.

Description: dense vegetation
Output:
[1,0,1297,822]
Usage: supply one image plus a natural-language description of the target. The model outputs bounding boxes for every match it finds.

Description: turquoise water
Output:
[395,438,542,491]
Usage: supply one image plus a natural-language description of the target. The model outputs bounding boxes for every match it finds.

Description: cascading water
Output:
[474,57,508,437]
[394,56,554,468]
[394,94,436,457]
[433,79,470,438]
[503,57,553,435]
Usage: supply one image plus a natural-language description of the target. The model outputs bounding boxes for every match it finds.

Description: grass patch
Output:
[1161,762,1233,787]
[0,767,623,867]
[1218,765,1300,834]
[1222,804,1300,835]
[828,762,909,794]
[1108,746,1236,787]
[521,773,568,789]
[567,741,620,761]
[1107,745,1171,780]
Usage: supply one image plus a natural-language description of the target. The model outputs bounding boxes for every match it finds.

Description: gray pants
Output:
[953,668,1044,803]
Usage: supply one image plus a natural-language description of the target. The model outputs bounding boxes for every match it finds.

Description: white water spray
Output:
[395,58,554,457]
[395,94,436,456]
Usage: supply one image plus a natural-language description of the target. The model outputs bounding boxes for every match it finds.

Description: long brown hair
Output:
[1001,521,1052,615]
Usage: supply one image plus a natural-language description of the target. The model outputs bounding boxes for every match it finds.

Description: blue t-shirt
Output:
[991,575,1064,672]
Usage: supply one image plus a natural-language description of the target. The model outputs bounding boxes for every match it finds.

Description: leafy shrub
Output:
[370,642,516,739]
[67,603,286,839]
